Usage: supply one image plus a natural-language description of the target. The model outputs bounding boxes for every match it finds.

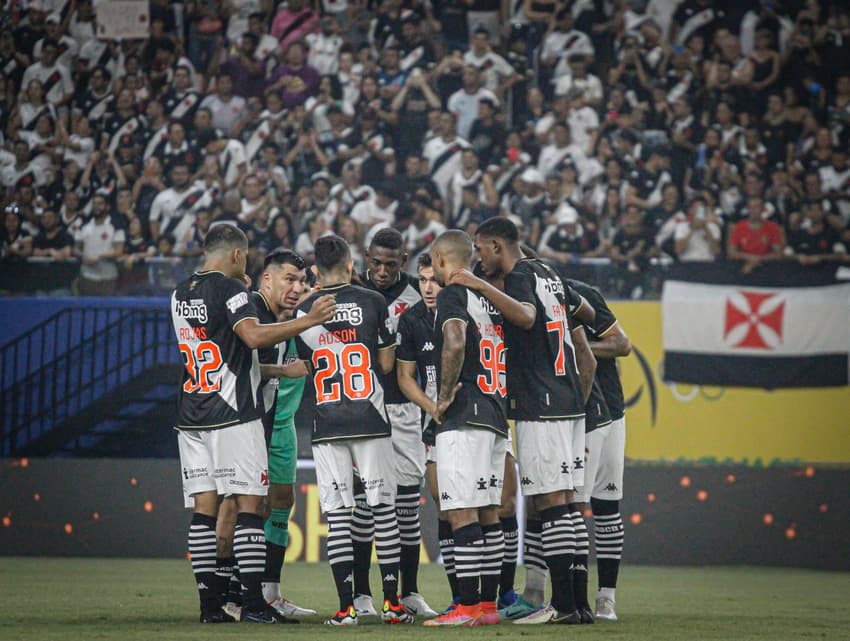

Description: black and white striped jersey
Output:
[171,271,262,430]
[433,284,508,438]
[295,283,395,444]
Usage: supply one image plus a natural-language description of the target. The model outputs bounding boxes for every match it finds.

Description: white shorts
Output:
[387,402,427,486]
[574,416,626,503]
[571,418,587,491]
[428,429,514,465]
[515,419,583,496]
[436,428,506,511]
[313,437,397,513]
[178,419,269,509]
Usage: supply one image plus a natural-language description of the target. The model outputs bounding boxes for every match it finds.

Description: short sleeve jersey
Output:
[434,284,508,437]
[396,300,439,440]
[503,258,585,421]
[295,283,395,443]
[171,271,262,429]
[250,291,286,419]
[362,272,422,405]
[567,279,626,420]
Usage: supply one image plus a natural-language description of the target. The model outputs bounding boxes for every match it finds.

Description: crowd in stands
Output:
[1,0,849,297]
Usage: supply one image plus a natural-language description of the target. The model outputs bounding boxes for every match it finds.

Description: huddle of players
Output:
[170,216,629,626]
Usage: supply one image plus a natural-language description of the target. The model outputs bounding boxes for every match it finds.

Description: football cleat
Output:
[325,605,358,626]
[353,593,378,616]
[199,608,236,623]
[268,596,317,616]
[222,602,241,621]
[471,601,500,626]
[382,599,415,624]
[241,605,299,623]
[514,604,556,624]
[551,609,582,624]
[438,598,461,615]
[595,596,618,621]
[423,603,480,627]
[400,592,437,617]
[579,606,595,624]
[497,589,519,610]
[500,596,542,620]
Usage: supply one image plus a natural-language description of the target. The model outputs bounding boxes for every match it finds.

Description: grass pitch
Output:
[1,559,848,641]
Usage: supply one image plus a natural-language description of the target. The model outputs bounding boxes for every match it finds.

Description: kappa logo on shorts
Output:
[477,478,488,490]
[573,457,584,471]
[489,475,499,488]
[561,461,570,474]
[604,482,618,492]
[441,491,452,501]
[521,477,534,486]
[332,480,340,491]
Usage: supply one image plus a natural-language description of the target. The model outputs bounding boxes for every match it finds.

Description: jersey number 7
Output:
[313,343,374,404]
[179,341,223,393]
[546,319,577,376]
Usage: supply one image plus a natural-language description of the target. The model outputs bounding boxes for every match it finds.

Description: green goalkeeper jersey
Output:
[274,338,306,424]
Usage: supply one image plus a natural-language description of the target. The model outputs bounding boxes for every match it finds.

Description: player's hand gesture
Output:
[448,268,482,291]
[432,383,461,424]
[306,293,337,325]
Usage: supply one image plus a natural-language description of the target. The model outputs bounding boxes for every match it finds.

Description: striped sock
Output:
[438,519,459,599]
[214,556,234,606]
[351,488,374,597]
[373,502,401,603]
[452,522,483,607]
[327,508,355,612]
[396,485,421,597]
[522,518,547,606]
[481,523,504,603]
[499,515,519,597]
[569,504,590,609]
[233,512,267,612]
[540,505,576,614]
[188,513,218,612]
[592,498,624,590]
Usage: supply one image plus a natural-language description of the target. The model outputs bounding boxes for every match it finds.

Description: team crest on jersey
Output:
[331,302,363,326]
[226,292,249,313]
[174,298,208,323]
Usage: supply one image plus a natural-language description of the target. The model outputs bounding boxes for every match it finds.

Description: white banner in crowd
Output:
[97,1,150,41]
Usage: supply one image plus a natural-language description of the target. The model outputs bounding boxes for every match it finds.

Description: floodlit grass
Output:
[1,559,848,640]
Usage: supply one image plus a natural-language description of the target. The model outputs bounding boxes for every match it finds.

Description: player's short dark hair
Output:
[370,227,404,252]
[204,223,247,253]
[477,216,519,243]
[417,253,432,269]
[314,234,351,272]
[264,248,306,271]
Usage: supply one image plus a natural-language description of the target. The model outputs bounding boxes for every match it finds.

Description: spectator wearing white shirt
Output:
[540,8,595,83]
[538,121,587,179]
[463,27,519,97]
[565,86,599,155]
[33,14,79,71]
[306,16,345,75]
[75,192,126,296]
[200,70,246,137]
[403,197,446,275]
[673,198,722,262]
[422,111,471,201]
[447,66,498,140]
[350,180,398,229]
[21,39,73,111]
[552,54,603,108]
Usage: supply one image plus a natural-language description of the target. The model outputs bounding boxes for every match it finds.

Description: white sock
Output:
[261,581,280,603]
[598,587,616,602]
[523,566,548,606]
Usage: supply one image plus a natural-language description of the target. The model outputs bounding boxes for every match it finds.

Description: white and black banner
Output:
[662,271,850,389]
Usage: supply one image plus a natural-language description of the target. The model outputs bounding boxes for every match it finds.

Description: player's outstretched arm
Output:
[397,360,435,414]
[572,324,597,404]
[433,319,465,424]
[378,344,396,374]
[235,294,337,349]
[448,269,536,330]
[591,322,631,359]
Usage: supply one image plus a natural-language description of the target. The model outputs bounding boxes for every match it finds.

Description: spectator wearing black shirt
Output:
[787,199,848,265]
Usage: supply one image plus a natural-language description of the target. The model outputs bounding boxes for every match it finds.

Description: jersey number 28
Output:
[313,343,373,404]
